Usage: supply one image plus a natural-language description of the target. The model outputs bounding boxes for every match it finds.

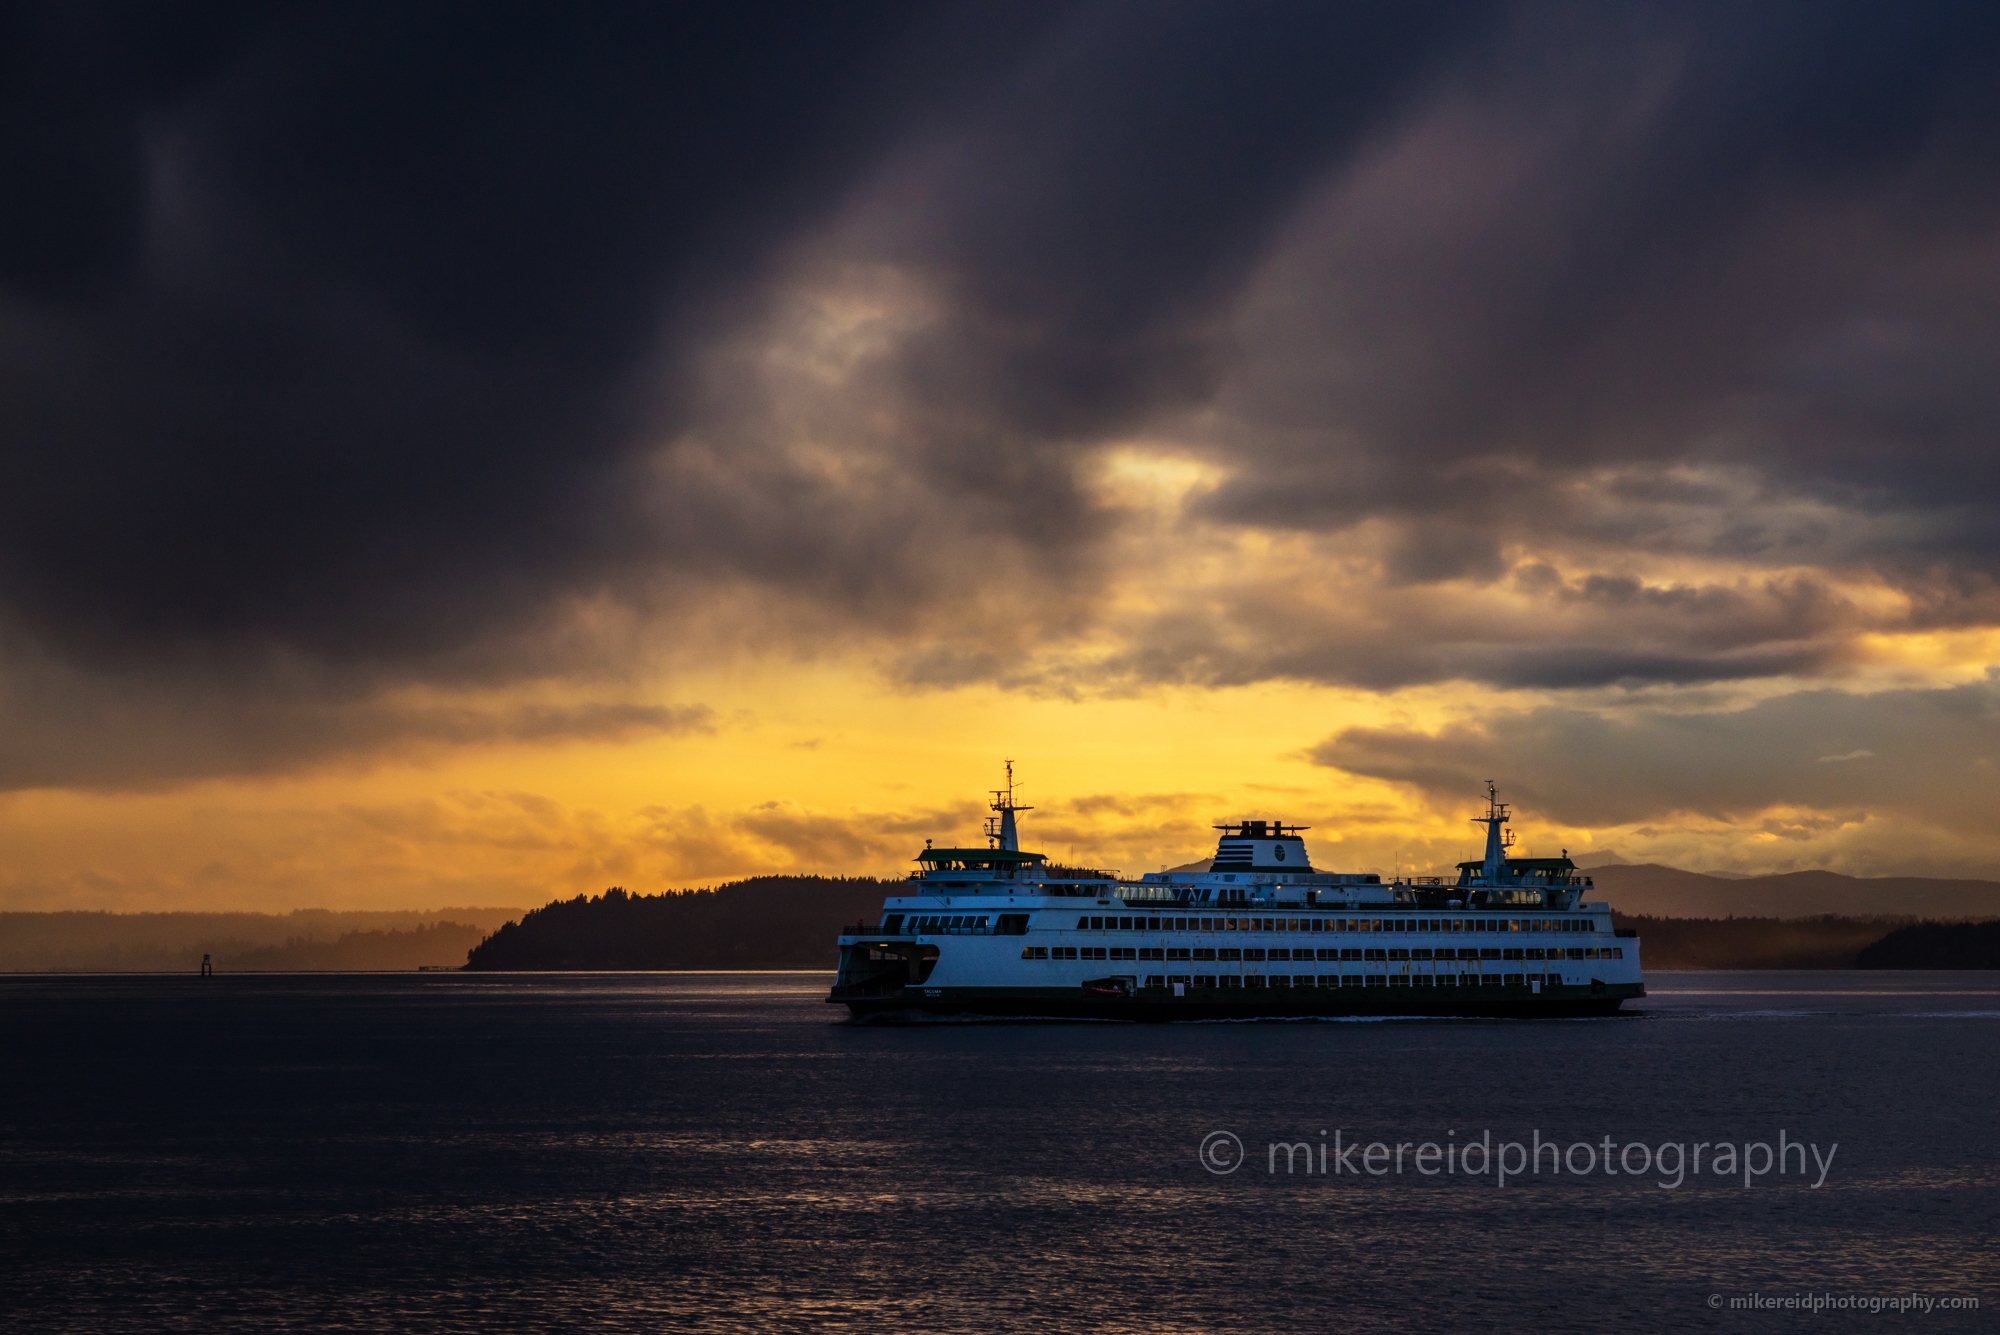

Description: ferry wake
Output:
[828,768,1643,1020]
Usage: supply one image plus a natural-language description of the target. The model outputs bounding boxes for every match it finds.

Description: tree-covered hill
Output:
[1856,921,2000,969]
[462,877,899,970]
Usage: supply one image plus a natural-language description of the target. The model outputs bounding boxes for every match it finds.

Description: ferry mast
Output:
[986,759,1033,852]
[1472,779,1515,883]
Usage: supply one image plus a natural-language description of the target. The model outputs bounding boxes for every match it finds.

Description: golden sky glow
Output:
[5,626,1993,912]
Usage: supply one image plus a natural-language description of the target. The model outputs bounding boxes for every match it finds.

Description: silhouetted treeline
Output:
[462,878,900,970]
[1614,913,1958,969]
[223,922,488,971]
[1856,920,2000,969]
[461,894,2000,972]
[1,909,520,972]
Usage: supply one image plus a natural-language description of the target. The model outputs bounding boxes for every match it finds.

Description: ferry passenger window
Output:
[1091,916,1105,930]
[1077,916,1089,929]
[1148,916,1161,930]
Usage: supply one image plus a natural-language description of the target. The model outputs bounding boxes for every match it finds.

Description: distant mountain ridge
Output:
[1584,865,2000,920]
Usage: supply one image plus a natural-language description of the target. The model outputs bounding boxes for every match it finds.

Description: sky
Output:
[4,1,2000,911]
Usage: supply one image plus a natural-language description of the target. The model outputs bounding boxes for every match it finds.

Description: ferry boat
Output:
[829,770,1643,1019]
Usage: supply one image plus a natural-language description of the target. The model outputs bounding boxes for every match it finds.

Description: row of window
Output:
[1140,973,1568,989]
[901,914,991,934]
[880,912,1609,938]
[1072,914,1598,934]
[1023,946,1625,962]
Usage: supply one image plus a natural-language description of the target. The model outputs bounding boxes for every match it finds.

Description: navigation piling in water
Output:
[829,770,1645,1020]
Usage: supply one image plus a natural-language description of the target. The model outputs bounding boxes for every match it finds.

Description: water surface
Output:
[3,971,1993,1331]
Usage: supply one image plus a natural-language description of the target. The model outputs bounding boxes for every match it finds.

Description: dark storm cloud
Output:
[1309,673,2000,833]
[0,644,714,791]
[0,1,1051,666]
[0,1,1478,668]
[4,1,2000,785]
[1194,3,2000,558]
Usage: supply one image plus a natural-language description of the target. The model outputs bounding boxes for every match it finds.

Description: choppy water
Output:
[2,972,1994,1332]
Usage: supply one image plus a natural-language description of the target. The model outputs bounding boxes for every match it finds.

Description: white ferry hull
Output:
[833,980,1643,1021]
